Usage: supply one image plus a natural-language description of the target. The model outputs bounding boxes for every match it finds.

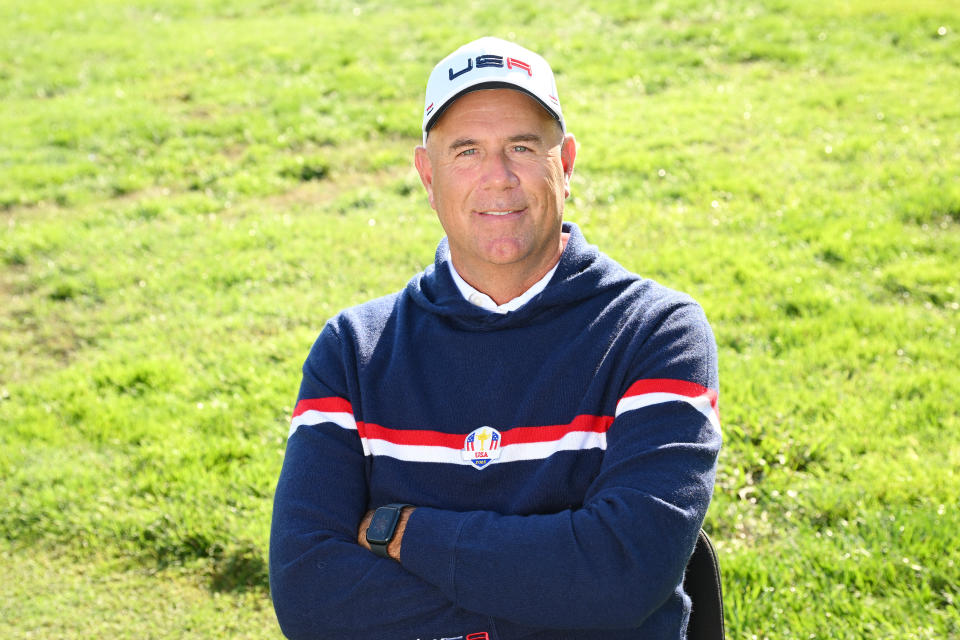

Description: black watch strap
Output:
[366,503,412,559]
[370,539,391,559]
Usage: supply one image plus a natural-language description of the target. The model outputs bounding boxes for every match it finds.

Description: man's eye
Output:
[458,148,477,157]
[512,145,530,153]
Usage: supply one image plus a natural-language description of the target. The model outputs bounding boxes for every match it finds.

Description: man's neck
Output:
[451,233,570,306]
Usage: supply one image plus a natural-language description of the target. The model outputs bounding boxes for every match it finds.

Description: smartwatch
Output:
[365,503,412,559]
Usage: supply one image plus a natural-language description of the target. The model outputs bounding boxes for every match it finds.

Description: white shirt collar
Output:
[446,249,560,314]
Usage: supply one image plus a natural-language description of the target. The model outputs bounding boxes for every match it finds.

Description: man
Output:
[270,37,721,640]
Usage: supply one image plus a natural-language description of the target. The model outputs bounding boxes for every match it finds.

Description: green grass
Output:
[2,0,959,638]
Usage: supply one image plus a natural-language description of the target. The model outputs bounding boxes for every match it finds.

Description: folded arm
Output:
[269,327,494,639]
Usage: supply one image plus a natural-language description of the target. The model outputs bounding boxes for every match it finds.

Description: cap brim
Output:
[423,81,564,137]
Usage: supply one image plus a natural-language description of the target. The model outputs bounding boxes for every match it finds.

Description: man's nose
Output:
[480,152,520,189]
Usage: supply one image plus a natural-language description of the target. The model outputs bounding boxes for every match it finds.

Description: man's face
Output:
[415,89,576,288]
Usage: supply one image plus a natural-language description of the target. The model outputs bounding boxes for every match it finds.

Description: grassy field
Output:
[2,0,958,638]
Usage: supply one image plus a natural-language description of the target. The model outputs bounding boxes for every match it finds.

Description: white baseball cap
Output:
[421,37,565,143]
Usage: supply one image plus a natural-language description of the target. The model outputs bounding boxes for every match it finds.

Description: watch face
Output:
[367,507,401,544]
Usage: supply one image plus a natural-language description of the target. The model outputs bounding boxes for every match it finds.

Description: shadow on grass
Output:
[138,517,269,593]
[209,544,269,593]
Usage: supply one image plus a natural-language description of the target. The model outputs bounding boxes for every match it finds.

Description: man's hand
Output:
[357,506,415,561]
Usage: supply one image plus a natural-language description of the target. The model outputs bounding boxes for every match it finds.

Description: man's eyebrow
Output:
[448,137,479,151]
[507,133,544,145]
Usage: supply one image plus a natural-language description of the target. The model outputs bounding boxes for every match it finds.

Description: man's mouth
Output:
[478,209,523,216]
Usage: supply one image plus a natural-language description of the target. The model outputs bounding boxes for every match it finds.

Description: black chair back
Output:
[682,529,725,640]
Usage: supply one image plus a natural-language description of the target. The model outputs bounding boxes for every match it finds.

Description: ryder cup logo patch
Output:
[461,427,502,470]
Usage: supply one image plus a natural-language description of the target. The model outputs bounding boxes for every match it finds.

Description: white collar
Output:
[446,250,560,314]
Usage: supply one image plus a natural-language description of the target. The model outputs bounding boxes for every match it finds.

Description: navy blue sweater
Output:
[270,222,721,639]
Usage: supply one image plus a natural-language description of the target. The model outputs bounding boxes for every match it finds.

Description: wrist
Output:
[363,504,415,561]
[387,506,414,561]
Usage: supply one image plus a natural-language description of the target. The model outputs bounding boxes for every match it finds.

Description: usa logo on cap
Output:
[461,427,502,470]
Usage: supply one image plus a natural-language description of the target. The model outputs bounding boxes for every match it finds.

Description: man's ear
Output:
[560,133,577,199]
[414,146,436,210]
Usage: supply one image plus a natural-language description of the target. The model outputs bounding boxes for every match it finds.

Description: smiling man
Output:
[270,38,721,640]
[415,87,575,305]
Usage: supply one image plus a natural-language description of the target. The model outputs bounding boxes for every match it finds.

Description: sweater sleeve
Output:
[269,324,493,639]
[400,301,722,630]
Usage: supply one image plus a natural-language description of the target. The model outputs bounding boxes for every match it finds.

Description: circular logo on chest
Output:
[461,427,502,470]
